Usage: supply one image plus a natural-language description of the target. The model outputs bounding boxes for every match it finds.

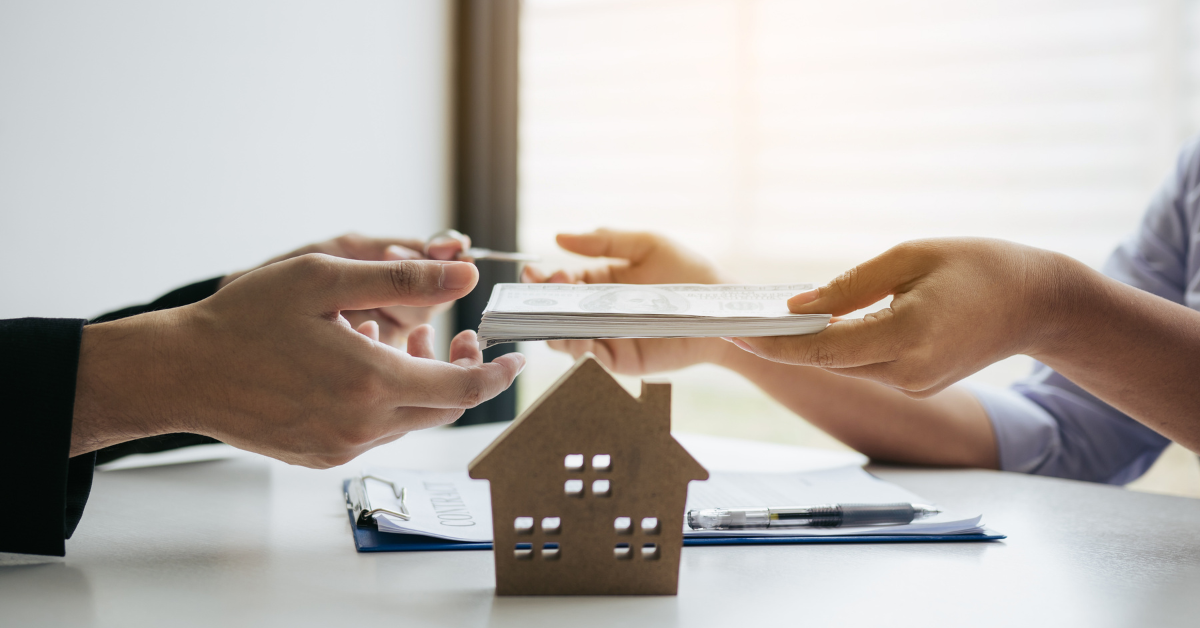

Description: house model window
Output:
[468,354,709,596]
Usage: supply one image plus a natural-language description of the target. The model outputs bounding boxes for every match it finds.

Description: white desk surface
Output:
[3,423,1199,628]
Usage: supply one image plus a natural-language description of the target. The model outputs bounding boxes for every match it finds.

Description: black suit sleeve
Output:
[90,277,223,324]
[0,277,222,556]
[0,318,91,556]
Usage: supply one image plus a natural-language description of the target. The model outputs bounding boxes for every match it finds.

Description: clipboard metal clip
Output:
[346,473,409,528]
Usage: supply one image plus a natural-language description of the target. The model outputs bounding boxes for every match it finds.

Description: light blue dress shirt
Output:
[965,139,1200,485]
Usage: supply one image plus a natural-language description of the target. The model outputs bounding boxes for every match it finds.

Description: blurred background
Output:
[1,0,1195,495]
[0,0,451,320]
[516,0,1200,496]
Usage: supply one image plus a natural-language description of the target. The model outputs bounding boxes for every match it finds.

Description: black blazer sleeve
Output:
[0,277,222,556]
[0,318,91,556]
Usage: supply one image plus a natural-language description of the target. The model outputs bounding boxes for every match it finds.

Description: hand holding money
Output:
[729,238,1068,398]
[518,230,821,375]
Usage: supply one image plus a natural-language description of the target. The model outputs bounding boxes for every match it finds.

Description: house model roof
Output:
[468,354,707,484]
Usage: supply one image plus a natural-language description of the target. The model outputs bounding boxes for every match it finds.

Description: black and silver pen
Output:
[686,503,941,530]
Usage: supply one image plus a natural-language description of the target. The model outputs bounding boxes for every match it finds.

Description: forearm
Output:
[1035,258,1200,452]
[715,343,998,468]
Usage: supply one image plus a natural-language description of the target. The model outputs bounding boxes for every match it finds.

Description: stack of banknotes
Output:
[476,283,831,349]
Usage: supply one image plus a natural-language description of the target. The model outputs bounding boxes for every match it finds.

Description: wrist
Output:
[217,271,246,290]
[71,311,193,455]
[1024,249,1106,361]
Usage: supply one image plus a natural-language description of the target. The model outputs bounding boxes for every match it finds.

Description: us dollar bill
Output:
[483,283,818,317]
[477,283,831,349]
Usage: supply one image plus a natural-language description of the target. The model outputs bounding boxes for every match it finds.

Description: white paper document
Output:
[362,466,985,542]
[683,467,984,537]
[365,469,494,541]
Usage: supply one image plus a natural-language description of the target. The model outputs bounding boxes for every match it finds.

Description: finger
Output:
[548,338,594,359]
[583,339,616,367]
[389,406,469,432]
[426,229,472,261]
[290,256,478,313]
[576,264,621,285]
[567,338,596,358]
[376,302,440,334]
[559,338,618,369]
[385,244,423,261]
[330,233,429,261]
[556,229,658,263]
[355,320,381,342]
[548,269,577,284]
[522,265,549,283]
[386,352,524,408]
[448,329,484,365]
[788,243,928,316]
[344,310,404,343]
[407,324,436,359]
[545,339,574,355]
[426,240,468,261]
[730,310,903,369]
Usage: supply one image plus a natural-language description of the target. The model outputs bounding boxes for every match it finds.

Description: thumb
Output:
[789,246,923,316]
[290,255,478,312]
[556,229,657,263]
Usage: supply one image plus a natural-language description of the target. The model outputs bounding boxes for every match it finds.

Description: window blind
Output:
[520,0,1199,282]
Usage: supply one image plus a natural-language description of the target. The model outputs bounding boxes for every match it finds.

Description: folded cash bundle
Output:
[477,283,831,349]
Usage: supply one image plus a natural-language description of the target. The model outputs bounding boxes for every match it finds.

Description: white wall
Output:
[0,0,450,319]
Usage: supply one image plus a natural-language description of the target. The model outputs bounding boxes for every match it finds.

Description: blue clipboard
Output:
[343,481,1005,552]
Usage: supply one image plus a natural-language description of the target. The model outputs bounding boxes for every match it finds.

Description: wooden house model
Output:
[468,354,709,595]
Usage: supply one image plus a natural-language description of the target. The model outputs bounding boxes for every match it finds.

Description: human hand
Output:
[72,254,524,468]
[728,238,1074,398]
[522,229,736,375]
[218,232,472,347]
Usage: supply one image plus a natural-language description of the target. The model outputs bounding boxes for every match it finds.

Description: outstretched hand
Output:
[525,228,728,286]
[523,229,736,376]
[218,232,472,347]
[72,254,523,467]
[728,238,1070,398]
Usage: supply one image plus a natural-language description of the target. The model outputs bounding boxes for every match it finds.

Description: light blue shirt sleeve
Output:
[968,138,1200,485]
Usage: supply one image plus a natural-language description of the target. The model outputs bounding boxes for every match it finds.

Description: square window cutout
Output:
[614,517,632,534]
[641,543,660,560]
[541,517,561,534]
[514,517,534,534]
[541,543,560,560]
[592,454,612,471]
[564,454,584,471]
[564,479,584,497]
[614,543,632,560]
[515,543,533,560]
[592,479,612,497]
[641,517,660,534]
